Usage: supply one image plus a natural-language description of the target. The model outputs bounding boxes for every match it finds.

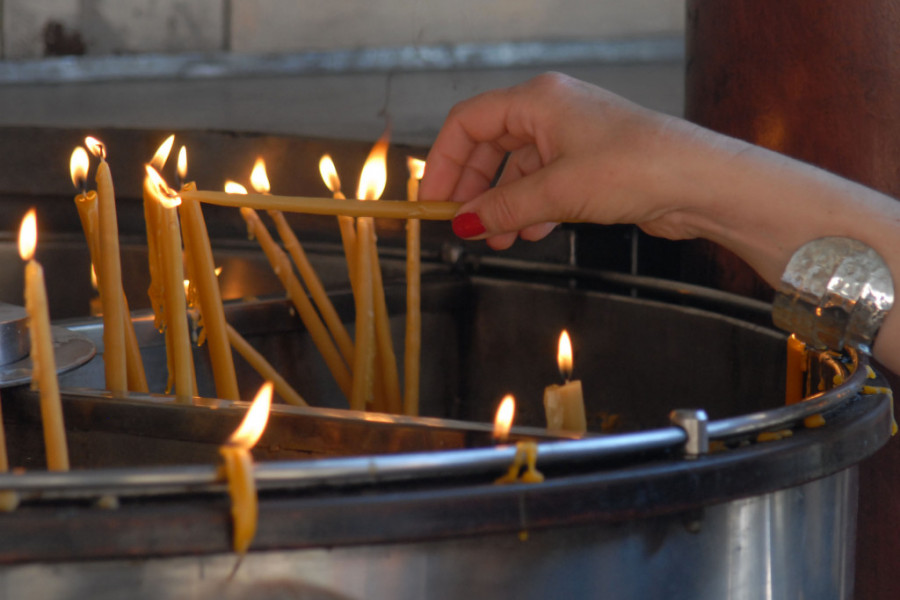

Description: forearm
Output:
[665,126,900,371]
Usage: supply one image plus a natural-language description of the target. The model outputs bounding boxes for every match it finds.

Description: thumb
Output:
[451,171,556,239]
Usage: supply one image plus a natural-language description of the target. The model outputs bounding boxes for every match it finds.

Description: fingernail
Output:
[452,212,486,238]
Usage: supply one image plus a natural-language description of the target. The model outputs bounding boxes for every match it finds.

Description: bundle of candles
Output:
[0,131,592,555]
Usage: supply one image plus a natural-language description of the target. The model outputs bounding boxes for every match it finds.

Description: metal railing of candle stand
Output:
[0,349,877,501]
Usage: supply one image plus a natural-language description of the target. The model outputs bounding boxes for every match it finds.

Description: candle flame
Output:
[84,136,106,160]
[227,381,274,449]
[558,330,573,381]
[356,131,390,201]
[18,209,37,262]
[177,146,188,181]
[224,181,248,195]
[150,134,175,171]
[215,266,223,277]
[493,394,515,442]
[69,147,89,190]
[319,155,341,193]
[407,157,426,180]
[144,165,182,208]
[90,264,98,290]
[250,158,270,194]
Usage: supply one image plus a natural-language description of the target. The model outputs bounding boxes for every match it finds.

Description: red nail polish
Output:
[452,212,486,238]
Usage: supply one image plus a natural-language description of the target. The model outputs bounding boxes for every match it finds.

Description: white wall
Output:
[3,0,683,59]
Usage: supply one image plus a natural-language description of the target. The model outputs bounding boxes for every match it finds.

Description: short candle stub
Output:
[670,408,709,458]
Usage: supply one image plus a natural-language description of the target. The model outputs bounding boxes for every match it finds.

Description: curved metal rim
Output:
[0,352,879,498]
[0,326,96,388]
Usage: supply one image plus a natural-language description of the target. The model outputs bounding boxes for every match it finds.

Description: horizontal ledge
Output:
[0,37,684,86]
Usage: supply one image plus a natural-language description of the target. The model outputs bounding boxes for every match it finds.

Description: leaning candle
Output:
[0,392,19,511]
[225,324,307,408]
[19,210,69,471]
[143,136,174,332]
[180,190,459,220]
[85,137,127,395]
[319,155,359,288]
[543,330,587,433]
[145,166,195,403]
[404,157,425,416]
[251,158,355,367]
[237,200,352,399]
[220,381,273,555]
[70,147,148,393]
[178,149,239,401]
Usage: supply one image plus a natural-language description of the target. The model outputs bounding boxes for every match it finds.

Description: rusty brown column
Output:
[685,2,900,598]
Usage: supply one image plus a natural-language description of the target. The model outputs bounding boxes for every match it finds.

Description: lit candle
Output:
[19,210,69,471]
[178,148,240,401]
[179,189,459,220]
[356,135,401,413]
[84,137,127,395]
[785,334,807,405]
[232,185,352,400]
[251,158,355,367]
[225,323,307,407]
[404,157,425,416]
[220,381,273,555]
[319,155,358,289]
[145,166,195,403]
[143,136,174,333]
[71,147,147,393]
[492,395,544,485]
[543,330,587,433]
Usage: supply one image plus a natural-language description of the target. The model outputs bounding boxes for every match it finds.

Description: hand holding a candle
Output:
[420,71,900,376]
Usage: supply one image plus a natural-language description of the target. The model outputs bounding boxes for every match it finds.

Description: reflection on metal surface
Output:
[0,469,857,600]
[0,325,94,388]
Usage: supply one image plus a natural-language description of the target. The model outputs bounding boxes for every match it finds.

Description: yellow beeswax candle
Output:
[785,334,807,405]
[0,392,19,511]
[351,217,376,411]
[404,157,425,416]
[179,173,240,401]
[85,137,127,394]
[225,324,307,407]
[543,330,587,433]
[239,205,352,399]
[220,381,273,554]
[251,157,355,368]
[19,210,69,471]
[319,155,359,289]
[71,148,148,393]
[356,135,401,413]
[180,189,459,220]
[145,166,195,403]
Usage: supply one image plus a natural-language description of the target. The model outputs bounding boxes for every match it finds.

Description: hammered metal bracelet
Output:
[772,237,894,355]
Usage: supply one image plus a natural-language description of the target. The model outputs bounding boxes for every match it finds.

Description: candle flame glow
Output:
[177,146,188,182]
[407,157,426,180]
[215,266,223,277]
[558,330,573,381]
[90,264,98,290]
[227,381,274,449]
[356,131,389,201]
[84,136,106,160]
[250,158,270,194]
[493,394,515,442]
[18,209,37,262]
[224,181,248,195]
[318,155,341,193]
[69,147,89,190]
[150,135,175,171]
[144,165,182,208]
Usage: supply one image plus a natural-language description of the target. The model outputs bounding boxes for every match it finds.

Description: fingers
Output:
[420,85,533,202]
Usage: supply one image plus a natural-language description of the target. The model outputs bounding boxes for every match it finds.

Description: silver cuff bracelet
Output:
[772,237,894,355]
